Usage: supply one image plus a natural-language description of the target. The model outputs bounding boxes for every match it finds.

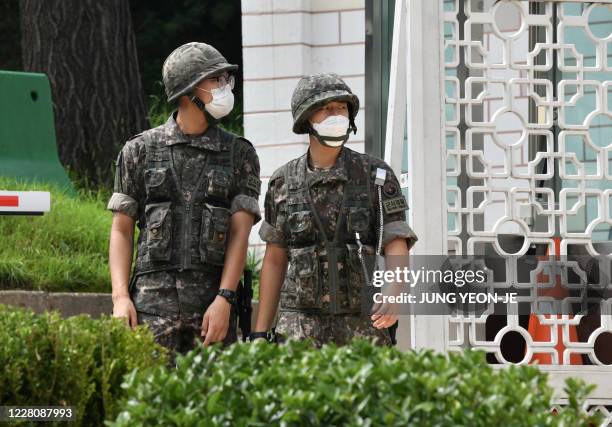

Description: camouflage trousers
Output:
[274,310,393,347]
[130,270,237,365]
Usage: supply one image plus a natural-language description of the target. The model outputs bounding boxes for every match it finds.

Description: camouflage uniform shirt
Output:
[259,146,418,346]
[107,112,261,356]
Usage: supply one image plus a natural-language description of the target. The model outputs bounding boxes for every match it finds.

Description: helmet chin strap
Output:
[308,117,357,148]
[310,128,350,148]
[189,94,219,124]
[349,117,357,134]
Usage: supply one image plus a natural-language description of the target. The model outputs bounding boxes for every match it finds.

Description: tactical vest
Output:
[133,126,237,275]
[280,149,378,315]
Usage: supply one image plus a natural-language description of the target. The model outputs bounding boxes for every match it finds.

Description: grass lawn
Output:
[0,178,112,292]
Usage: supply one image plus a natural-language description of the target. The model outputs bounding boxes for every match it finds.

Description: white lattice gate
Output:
[385,0,612,423]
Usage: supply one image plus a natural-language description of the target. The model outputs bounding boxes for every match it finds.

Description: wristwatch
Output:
[217,288,237,305]
[249,331,274,342]
[249,331,270,342]
[249,328,278,343]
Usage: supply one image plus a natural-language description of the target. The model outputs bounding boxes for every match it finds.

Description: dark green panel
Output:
[365,0,395,158]
[0,70,73,191]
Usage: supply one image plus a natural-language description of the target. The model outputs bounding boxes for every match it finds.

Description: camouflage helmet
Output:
[162,42,238,103]
[291,73,360,134]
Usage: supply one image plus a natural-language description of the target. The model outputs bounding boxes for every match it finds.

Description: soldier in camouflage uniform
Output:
[108,42,261,362]
[251,73,418,346]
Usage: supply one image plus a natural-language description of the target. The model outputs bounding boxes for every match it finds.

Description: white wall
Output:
[241,0,366,252]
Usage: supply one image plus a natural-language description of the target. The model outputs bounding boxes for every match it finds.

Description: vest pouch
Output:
[145,202,173,261]
[144,167,172,200]
[347,206,370,234]
[282,245,322,310]
[346,243,376,312]
[200,204,231,265]
[206,169,231,200]
[287,210,315,243]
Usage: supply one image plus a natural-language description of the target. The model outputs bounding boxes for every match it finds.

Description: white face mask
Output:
[311,115,350,147]
[204,84,234,119]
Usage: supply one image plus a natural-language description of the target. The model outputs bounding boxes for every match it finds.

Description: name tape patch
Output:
[246,175,262,193]
[383,196,408,214]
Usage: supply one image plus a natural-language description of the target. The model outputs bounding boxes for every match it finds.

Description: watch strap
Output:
[249,331,269,341]
[217,288,236,305]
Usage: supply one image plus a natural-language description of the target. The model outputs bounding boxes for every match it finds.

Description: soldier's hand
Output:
[113,295,137,329]
[371,302,397,329]
[372,313,398,329]
[201,296,231,346]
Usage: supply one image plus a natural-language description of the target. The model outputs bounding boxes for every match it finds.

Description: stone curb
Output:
[0,290,259,325]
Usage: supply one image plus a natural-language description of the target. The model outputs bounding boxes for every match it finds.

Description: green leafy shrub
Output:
[245,249,262,299]
[0,304,167,426]
[0,177,113,292]
[110,339,601,427]
[146,81,174,128]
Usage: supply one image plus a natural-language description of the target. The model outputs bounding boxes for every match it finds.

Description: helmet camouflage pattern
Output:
[162,42,238,103]
[291,73,360,134]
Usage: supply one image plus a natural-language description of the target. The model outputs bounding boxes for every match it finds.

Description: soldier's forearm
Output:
[255,275,282,332]
[382,238,410,301]
[219,211,254,292]
[109,217,135,302]
[255,246,287,331]
[384,238,409,256]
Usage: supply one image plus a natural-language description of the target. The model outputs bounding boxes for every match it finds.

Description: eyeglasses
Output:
[215,73,235,89]
[196,73,235,93]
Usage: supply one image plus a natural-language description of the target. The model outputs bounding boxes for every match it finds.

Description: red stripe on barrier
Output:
[0,196,19,207]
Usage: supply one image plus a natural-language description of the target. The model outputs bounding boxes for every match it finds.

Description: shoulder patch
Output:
[383,196,408,214]
[383,180,399,197]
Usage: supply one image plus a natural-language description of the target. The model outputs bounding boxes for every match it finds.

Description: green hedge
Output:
[0,304,167,426]
[0,177,113,292]
[110,339,601,427]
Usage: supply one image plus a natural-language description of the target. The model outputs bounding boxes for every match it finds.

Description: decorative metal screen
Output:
[443,0,612,422]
